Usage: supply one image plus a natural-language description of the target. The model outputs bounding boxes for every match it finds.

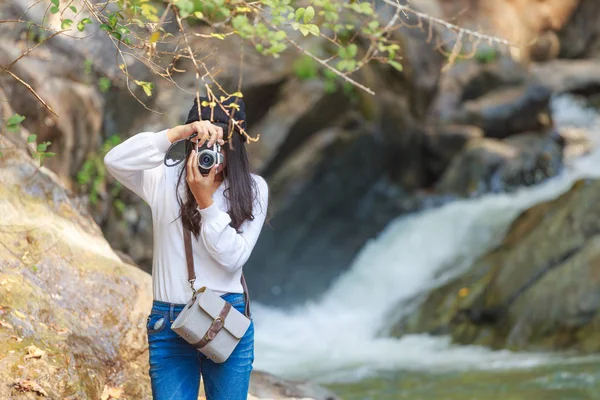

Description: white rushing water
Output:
[252,95,600,383]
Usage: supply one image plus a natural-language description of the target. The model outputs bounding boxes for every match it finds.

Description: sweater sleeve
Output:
[198,175,269,273]
[103,128,172,207]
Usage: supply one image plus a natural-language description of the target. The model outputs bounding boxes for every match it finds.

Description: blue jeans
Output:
[147,293,254,400]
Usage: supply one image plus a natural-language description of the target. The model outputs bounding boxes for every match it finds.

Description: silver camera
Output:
[196,142,223,175]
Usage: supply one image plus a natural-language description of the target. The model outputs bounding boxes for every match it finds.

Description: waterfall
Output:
[252,95,600,383]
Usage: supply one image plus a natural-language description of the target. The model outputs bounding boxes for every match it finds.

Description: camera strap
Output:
[183,220,251,318]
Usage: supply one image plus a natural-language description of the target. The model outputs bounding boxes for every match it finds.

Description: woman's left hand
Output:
[186,150,219,209]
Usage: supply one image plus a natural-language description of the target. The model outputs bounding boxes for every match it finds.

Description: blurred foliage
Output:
[474,47,498,64]
[77,134,123,210]
[1,114,56,166]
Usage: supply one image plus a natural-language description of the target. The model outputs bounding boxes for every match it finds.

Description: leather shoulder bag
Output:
[171,220,252,363]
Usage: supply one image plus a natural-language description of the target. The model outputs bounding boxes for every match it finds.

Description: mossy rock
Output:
[393,178,600,353]
[0,141,153,399]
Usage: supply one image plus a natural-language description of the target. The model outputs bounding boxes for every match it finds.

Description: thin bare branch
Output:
[0,67,58,117]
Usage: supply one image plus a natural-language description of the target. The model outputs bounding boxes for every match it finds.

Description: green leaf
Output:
[174,0,194,18]
[27,134,37,143]
[124,37,132,45]
[45,152,56,157]
[347,43,357,58]
[98,77,111,93]
[295,8,304,22]
[0,151,3,158]
[193,11,204,19]
[273,30,286,41]
[266,41,286,55]
[135,80,154,97]
[231,92,244,98]
[232,15,249,30]
[50,6,59,14]
[303,6,315,23]
[69,5,77,13]
[37,142,48,152]
[305,24,319,36]
[7,114,26,127]
[111,31,122,40]
[108,13,118,28]
[388,60,403,72]
[100,24,111,32]
[77,21,85,31]
[51,0,59,6]
[61,19,73,29]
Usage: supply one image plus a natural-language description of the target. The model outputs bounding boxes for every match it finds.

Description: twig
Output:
[0,67,58,117]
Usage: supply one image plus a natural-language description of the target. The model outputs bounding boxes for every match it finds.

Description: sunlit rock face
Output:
[0,135,154,399]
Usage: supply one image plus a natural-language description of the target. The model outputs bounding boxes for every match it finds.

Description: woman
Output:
[103,96,269,400]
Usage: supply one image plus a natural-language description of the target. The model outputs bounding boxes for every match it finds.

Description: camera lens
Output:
[197,150,215,169]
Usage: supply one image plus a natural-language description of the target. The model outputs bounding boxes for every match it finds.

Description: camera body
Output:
[196,142,224,175]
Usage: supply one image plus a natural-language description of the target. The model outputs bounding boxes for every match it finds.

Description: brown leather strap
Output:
[240,273,251,318]
[193,302,232,349]
[183,224,195,283]
[183,220,251,318]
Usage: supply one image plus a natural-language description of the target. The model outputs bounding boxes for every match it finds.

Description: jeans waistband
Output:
[151,292,244,312]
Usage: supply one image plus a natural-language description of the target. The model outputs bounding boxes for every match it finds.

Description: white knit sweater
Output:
[104,129,268,304]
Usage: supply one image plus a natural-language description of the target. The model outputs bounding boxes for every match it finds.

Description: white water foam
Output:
[252,95,600,383]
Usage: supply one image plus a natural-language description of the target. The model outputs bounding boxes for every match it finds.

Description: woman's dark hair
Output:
[175,123,259,237]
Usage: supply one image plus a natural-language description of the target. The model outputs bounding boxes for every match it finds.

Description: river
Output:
[252,94,600,399]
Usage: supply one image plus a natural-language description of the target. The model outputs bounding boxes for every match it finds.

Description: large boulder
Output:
[447,84,553,139]
[430,57,530,122]
[393,179,600,353]
[435,132,563,197]
[0,137,153,399]
[532,59,600,97]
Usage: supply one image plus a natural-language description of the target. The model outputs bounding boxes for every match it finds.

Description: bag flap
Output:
[197,291,251,339]
[197,290,225,320]
[223,307,251,339]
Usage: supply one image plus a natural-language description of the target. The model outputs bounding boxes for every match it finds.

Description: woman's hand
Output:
[167,121,225,147]
[186,149,219,209]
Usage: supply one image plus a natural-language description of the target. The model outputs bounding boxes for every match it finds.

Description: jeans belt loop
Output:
[169,304,174,323]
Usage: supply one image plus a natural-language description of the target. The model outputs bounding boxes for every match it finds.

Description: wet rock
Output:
[249,371,340,400]
[393,179,600,353]
[448,84,553,139]
[424,124,484,179]
[558,127,593,161]
[532,59,600,98]
[435,132,563,197]
[431,57,529,122]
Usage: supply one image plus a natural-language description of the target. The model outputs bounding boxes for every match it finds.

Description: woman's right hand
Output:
[166,121,225,147]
